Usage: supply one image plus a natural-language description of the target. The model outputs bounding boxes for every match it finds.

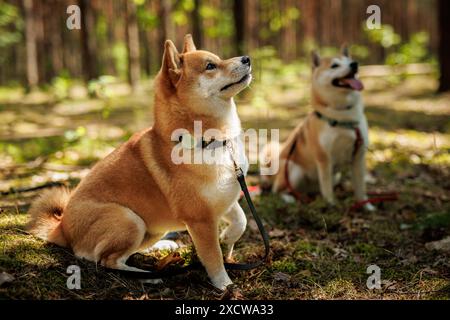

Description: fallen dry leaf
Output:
[155,252,184,271]
[220,284,245,300]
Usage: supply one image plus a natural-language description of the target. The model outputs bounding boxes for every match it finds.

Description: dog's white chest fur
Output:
[201,138,248,214]
[200,107,248,214]
[319,114,369,168]
[321,126,357,165]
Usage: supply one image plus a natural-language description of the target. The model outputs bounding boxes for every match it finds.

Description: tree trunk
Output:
[245,0,258,52]
[79,0,98,82]
[157,0,175,65]
[160,0,175,42]
[126,0,141,91]
[233,0,245,55]
[192,0,203,49]
[50,0,63,77]
[438,0,450,92]
[23,0,39,89]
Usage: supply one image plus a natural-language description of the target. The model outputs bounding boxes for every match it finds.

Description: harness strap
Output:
[313,111,363,159]
[350,191,399,211]
[313,111,359,129]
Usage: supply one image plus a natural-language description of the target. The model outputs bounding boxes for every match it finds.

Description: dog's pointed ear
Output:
[162,40,182,86]
[182,34,196,53]
[341,43,350,57]
[311,51,321,68]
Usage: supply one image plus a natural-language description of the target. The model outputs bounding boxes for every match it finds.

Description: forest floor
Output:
[0,68,449,300]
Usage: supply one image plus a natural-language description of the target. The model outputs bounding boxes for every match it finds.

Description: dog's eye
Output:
[205,63,216,71]
[330,63,340,69]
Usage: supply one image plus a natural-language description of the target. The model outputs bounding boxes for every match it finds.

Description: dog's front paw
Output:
[211,272,233,291]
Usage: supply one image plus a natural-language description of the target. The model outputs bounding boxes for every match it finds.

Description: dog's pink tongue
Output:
[342,78,364,91]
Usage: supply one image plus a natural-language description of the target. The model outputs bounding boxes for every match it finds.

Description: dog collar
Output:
[314,111,359,129]
[177,134,227,150]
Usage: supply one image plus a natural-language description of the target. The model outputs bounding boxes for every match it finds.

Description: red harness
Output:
[284,113,398,210]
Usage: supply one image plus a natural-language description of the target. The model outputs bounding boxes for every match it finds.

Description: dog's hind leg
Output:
[274,159,306,203]
[91,205,163,284]
[97,208,146,269]
[72,203,152,273]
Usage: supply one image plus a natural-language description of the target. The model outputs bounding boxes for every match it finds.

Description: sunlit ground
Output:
[0,67,449,299]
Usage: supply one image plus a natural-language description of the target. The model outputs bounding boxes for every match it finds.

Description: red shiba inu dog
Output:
[260,46,374,211]
[27,35,253,290]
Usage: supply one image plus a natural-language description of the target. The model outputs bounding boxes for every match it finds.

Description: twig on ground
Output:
[0,181,66,196]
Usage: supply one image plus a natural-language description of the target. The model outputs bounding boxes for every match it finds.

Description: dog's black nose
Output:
[241,56,251,66]
[350,61,358,72]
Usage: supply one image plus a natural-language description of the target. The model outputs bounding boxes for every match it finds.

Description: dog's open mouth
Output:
[220,74,250,91]
[332,71,364,91]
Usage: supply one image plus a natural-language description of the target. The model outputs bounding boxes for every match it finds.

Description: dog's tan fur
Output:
[27,35,252,290]
[260,46,374,210]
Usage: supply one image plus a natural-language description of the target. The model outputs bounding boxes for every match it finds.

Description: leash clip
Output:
[225,139,243,177]
[234,165,244,178]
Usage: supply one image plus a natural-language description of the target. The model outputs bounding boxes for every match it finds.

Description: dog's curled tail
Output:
[26,187,71,247]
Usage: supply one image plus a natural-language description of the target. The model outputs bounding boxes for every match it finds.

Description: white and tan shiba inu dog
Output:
[261,46,374,211]
[27,35,253,290]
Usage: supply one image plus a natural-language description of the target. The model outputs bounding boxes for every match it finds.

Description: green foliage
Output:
[95,14,108,40]
[137,4,158,29]
[416,212,450,231]
[88,75,119,98]
[386,32,431,65]
[0,2,22,55]
[200,5,233,39]
[364,24,432,65]
[51,72,73,100]
[172,0,195,26]
[268,7,300,33]
[0,137,65,163]
[349,44,370,60]
[364,24,401,48]
[272,259,298,273]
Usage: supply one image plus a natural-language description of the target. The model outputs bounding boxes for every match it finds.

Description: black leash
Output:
[224,165,270,270]
[107,140,270,278]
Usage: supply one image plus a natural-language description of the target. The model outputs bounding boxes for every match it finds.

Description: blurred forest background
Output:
[0,0,449,91]
[0,1,449,300]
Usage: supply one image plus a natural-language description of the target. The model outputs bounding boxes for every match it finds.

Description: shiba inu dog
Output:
[27,35,252,290]
[260,46,374,211]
